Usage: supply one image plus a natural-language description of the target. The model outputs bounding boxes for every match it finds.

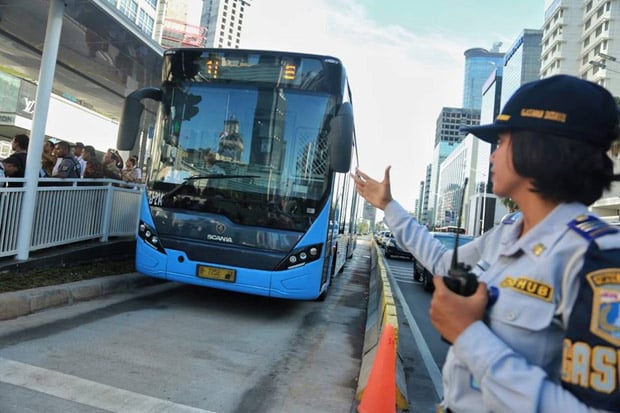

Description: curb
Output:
[355,240,409,411]
[0,273,164,321]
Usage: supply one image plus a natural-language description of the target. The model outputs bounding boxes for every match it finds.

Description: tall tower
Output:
[501,29,543,107]
[201,0,252,48]
[462,46,505,110]
[426,107,480,227]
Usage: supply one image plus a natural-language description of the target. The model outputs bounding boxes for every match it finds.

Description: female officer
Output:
[352,75,620,412]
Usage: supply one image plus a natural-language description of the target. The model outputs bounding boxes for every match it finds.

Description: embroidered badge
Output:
[568,215,618,241]
[587,268,620,346]
[500,276,553,301]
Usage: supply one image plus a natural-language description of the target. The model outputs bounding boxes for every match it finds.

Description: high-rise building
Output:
[201,0,252,48]
[426,107,480,227]
[541,0,620,94]
[462,46,505,110]
[541,0,619,223]
[502,29,543,106]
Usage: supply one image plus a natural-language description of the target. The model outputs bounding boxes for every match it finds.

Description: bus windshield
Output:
[146,83,335,233]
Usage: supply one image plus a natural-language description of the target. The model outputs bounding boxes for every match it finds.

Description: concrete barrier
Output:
[356,240,408,411]
[0,273,162,321]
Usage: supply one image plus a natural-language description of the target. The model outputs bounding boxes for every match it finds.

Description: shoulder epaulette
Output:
[501,211,522,225]
[568,214,618,241]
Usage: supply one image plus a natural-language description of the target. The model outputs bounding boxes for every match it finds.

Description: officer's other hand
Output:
[350,166,393,210]
[429,276,488,344]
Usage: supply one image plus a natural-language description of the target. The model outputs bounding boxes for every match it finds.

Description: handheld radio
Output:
[442,178,478,296]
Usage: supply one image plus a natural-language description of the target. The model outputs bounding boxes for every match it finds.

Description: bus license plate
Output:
[197,265,236,282]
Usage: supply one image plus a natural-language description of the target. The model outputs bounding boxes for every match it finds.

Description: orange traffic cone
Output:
[358,323,396,413]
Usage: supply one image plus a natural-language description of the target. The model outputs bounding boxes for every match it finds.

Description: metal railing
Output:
[0,178,144,259]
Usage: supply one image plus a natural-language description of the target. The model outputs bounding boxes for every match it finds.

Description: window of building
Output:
[119,0,138,21]
[137,9,154,35]
[597,5,604,18]
[586,1,593,13]
[144,0,157,8]
[585,17,591,30]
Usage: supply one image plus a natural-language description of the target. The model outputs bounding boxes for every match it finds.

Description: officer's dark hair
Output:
[13,134,29,150]
[511,130,617,205]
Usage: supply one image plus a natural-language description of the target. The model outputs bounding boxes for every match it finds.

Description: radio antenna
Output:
[450,177,468,270]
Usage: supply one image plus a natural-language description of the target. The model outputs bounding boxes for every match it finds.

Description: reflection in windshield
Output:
[146,85,334,233]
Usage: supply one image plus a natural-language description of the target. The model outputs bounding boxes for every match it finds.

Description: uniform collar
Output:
[500,202,588,258]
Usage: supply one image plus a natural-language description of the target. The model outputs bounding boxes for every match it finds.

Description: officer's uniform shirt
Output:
[384,200,619,413]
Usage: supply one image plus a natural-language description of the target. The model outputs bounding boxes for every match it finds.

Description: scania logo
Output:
[215,222,226,234]
[207,234,233,243]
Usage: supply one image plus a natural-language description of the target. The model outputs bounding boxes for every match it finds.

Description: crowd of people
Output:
[0,134,143,186]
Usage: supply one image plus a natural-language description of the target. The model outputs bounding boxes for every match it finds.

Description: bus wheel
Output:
[316,287,328,302]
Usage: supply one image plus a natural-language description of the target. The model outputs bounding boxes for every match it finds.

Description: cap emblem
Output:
[520,108,567,123]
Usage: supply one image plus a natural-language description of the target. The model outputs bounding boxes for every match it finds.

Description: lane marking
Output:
[385,266,444,400]
[0,357,216,413]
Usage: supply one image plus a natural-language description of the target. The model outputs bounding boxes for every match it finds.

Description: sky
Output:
[241,0,545,210]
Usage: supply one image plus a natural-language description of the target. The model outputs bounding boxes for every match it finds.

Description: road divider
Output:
[356,241,408,411]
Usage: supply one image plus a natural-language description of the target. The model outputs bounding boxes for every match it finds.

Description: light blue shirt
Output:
[384,200,618,413]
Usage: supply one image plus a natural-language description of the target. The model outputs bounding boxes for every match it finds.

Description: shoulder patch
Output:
[568,214,618,241]
[586,268,620,346]
[501,211,522,225]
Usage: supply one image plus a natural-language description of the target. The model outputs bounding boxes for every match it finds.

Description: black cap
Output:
[74,142,84,148]
[462,75,619,148]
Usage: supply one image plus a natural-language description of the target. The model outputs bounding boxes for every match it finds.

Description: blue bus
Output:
[117,48,359,300]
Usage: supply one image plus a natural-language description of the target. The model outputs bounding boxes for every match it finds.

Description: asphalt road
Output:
[0,243,371,413]
[383,253,450,410]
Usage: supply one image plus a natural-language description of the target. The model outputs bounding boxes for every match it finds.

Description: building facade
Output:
[425,107,480,227]
[542,0,620,223]
[202,0,252,48]
[502,29,544,106]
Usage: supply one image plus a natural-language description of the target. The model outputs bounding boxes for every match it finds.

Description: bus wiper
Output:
[186,174,259,180]
[163,174,259,198]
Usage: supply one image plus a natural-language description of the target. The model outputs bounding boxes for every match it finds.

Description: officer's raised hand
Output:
[350,166,393,211]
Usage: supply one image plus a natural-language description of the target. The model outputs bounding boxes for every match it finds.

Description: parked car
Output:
[374,230,389,246]
[415,232,475,292]
[375,230,392,248]
[384,235,414,260]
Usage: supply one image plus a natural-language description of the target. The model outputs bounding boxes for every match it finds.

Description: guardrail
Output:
[0,178,144,259]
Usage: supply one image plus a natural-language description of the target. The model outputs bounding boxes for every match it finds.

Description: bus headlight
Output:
[276,243,323,270]
[138,221,166,254]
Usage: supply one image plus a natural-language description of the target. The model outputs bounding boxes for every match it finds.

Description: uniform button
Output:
[506,311,518,321]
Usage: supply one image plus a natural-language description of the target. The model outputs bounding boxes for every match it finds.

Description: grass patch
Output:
[0,259,136,293]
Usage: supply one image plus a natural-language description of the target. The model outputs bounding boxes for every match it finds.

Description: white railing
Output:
[0,178,144,258]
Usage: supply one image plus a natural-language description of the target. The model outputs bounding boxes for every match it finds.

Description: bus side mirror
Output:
[117,87,162,151]
[328,102,354,173]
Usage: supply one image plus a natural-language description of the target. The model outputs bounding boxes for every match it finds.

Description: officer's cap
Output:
[462,75,619,149]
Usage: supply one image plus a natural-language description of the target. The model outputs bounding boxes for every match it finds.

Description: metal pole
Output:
[16,0,65,260]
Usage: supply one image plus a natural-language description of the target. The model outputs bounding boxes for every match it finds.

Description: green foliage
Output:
[501,198,519,212]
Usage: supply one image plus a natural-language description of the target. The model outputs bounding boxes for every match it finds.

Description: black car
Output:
[415,232,474,292]
[384,234,414,260]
